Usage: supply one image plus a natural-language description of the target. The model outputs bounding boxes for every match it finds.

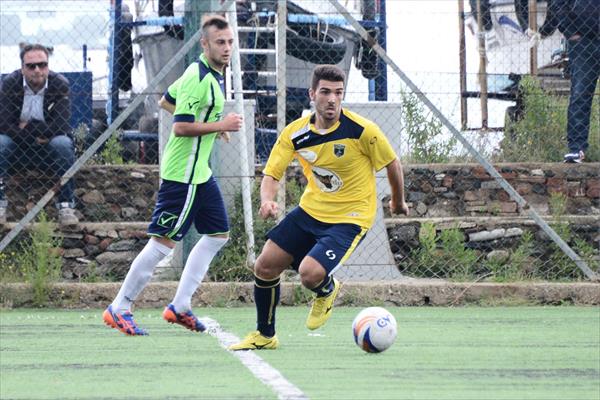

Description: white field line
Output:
[203,318,308,400]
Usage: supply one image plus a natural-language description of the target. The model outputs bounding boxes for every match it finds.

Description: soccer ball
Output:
[352,307,397,353]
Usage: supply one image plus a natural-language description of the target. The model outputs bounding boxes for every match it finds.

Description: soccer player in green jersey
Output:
[230,64,409,350]
[103,15,243,336]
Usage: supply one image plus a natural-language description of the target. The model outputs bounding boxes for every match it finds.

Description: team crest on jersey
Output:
[333,144,346,157]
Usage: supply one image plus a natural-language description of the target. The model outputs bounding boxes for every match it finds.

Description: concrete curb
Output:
[1,281,598,308]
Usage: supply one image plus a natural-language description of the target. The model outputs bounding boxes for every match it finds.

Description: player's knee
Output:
[254,257,279,280]
[299,266,325,289]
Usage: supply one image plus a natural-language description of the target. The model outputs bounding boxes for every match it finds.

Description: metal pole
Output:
[458,0,468,130]
[327,0,597,281]
[476,0,488,129]
[227,1,256,266]
[276,0,287,221]
[107,0,123,124]
[374,0,388,101]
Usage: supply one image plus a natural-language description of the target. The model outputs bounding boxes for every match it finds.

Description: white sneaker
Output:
[563,150,585,164]
[58,205,79,226]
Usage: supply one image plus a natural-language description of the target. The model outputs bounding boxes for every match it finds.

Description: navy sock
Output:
[254,275,280,337]
[310,275,334,297]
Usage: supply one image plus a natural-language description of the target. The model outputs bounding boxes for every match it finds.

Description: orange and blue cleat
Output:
[162,304,206,332]
[103,305,148,336]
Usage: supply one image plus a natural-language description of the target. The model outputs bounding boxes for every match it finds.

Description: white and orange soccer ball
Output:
[352,307,397,353]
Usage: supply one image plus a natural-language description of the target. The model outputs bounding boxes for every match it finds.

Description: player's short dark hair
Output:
[311,65,346,90]
[19,43,49,63]
[201,15,229,37]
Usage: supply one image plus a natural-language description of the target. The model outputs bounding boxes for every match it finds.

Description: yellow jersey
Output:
[263,108,397,228]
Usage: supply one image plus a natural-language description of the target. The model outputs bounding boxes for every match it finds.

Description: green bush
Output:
[504,230,536,281]
[17,212,63,306]
[501,76,599,162]
[408,223,478,280]
[401,92,456,163]
[439,228,478,281]
[99,131,126,165]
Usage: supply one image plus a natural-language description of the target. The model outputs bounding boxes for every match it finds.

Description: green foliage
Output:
[0,247,24,282]
[210,177,305,282]
[72,122,89,155]
[408,222,440,277]
[401,92,456,163]
[72,124,127,165]
[408,223,477,280]
[79,261,100,283]
[538,192,594,280]
[439,228,477,280]
[486,231,535,282]
[504,231,536,281]
[18,212,63,306]
[99,131,126,165]
[501,76,600,162]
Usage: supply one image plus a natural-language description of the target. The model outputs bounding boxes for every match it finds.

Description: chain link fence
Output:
[0,0,598,283]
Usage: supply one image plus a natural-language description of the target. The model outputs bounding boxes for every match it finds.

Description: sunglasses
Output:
[24,62,48,70]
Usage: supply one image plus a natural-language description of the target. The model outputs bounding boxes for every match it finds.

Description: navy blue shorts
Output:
[266,206,368,274]
[147,177,229,241]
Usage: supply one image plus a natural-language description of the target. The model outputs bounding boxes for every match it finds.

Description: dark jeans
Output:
[0,134,76,205]
[566,37,600,153]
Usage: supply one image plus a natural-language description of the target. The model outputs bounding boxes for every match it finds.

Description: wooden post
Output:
[529,0,538,76]
[458,0,468,130]
[476,0,488,129]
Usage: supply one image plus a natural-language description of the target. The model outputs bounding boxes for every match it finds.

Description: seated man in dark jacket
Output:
[0,43,78,225]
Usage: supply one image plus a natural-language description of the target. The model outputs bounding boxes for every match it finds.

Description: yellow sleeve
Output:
[360,122,397,171]
[263,130,296,180]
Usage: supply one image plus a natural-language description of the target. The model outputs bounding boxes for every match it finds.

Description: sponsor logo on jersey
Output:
[296,134,311,145]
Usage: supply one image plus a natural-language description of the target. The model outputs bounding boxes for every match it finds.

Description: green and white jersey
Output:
[160,53,225,184]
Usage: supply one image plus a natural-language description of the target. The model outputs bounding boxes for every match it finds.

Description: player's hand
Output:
[218,131,231,143]
[19,121,28,130]
[36,137,49,145]
[259,201,279,219]
[389,198,409,217]
[221,113,243,132]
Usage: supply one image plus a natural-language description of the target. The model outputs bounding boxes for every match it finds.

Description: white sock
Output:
[171,235,228,313]
[111,239,172,312]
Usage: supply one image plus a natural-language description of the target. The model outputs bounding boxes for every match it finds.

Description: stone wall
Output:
[4,165,160,222]
[384,162,599,218]
[1,163,598,281]
[5,163,598,222]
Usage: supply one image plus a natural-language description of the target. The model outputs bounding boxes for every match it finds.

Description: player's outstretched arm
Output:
[259,175,280,219]
[386,159,409,216]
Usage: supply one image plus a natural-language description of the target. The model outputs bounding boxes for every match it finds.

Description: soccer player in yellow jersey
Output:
[230,65,409,350]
